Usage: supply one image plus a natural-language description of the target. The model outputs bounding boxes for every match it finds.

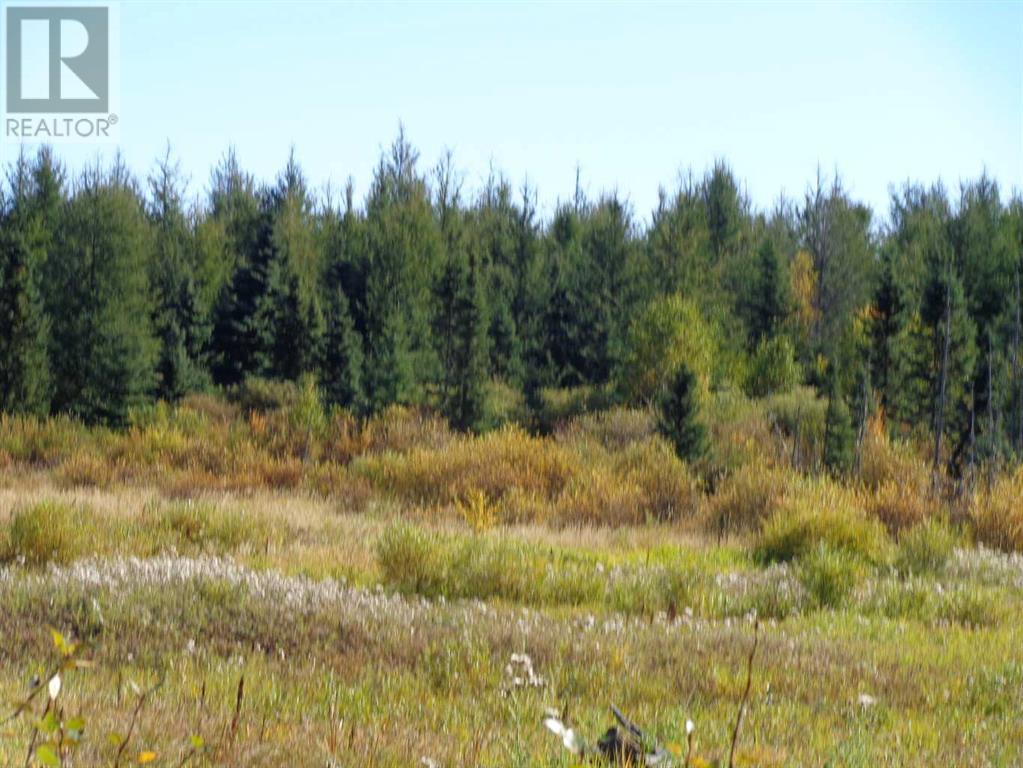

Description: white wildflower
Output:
[543,714,581,754]
[47,674,61,700]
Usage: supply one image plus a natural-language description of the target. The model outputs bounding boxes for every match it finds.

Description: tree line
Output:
[1,131,1020,475]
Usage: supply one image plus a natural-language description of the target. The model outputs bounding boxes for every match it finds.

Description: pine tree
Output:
[0,228,50,415]
[209,207,277,386]
[320,274,364,411]
[148,150,209,400]
[366,309,415,409]
[434,251,489,431]
[49,167,157,425]
[749,237,789,344]
[361,128,441,409]
[268,260,322,381]
[703,160,742,264]
[823,372,856,475]
[657,364,707,462]
[0,150,59,417]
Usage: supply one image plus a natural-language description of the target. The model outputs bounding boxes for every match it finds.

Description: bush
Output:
[534,385,617,432]
[55,451,116,488]
[354,426,576,509]
[823,390,856,476]
[617,294,716,404]
[863,480,933,534]
[703,389,778,472]
[798,544,865,608]
[763,387,827,468]
[705,461,792,535]
[375,523,447,596]
[894,519,957,576]
[969,468,1023,553]
[228,377,302,413]
[480,380,529,431]
[555,408,654,451]
[2,501,89,566]
[0,414,92,466]
[613,437,702,522]
[745,336,799,398]
[363,406,453,454]
[754,479,890,564]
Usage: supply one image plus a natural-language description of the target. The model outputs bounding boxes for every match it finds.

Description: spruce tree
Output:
[320,276,364,411]
[657,364,707,463]
[268,260,322,381]
[434,251,489,431]
[49,168,157,425]
[749,238,788,344]
[361,128,440,409]
[0,228,50,415]
[148,151,209,400]
[823,372,856,475]
[209,207,277,386]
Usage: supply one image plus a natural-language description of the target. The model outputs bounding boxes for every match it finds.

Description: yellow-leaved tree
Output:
[617,294,717,404]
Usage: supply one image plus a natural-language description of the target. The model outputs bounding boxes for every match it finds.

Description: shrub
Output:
[556,469,646,526]
[375,523,452,597]
[354,426,576,509]
[363,406,453,454]
[0,414,91,466]
[617,294,716,403]
[857,422,930,491]
[55,451,116,488]
[228,377,302,413]
[705,461,791,535]
[969,468,1023,553]
[703,389,779,472]
[555,408,654,451]
[480,380,529,431]
[863,480,933,534]
[144,501,270,553]
[2,501,89,566]
[613,437,702,522]
[754,479,890,564]
[456,489,498,533]
[745,336,799,398]
[798,544,865,609]
[763,387,826,468]
[894,519,957,576]
[534,385,617,431]
[857,426,934,533]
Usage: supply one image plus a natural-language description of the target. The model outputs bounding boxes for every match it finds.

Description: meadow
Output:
[1,382,1022,766]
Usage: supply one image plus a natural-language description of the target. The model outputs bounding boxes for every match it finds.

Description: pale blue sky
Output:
[4,1,1022,223]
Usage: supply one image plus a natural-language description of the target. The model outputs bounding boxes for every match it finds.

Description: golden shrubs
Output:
[356,429,700,527]
[970,468,1023,553]
[2,502,90,566]
[355,426,575,508]
[857,424,936,534]
[706,461,792,535]
[2,389,1021,549]
[755,478,891,565]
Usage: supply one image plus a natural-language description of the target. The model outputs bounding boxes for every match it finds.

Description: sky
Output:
[2,0,1021,225]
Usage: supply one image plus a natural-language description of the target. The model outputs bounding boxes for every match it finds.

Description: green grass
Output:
[1,551,1021,766]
